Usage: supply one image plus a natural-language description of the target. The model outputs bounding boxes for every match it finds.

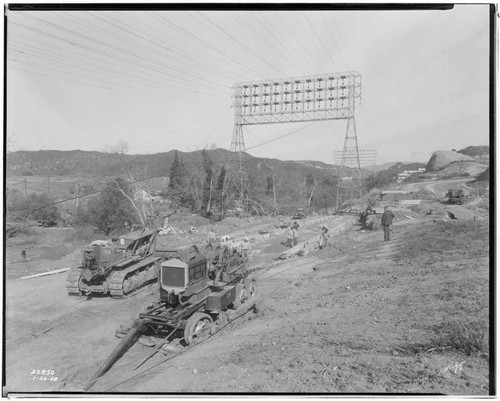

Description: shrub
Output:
[6,223,31,239]
[432,321,489,356]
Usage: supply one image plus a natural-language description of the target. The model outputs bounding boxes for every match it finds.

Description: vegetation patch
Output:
[399,320,488,356]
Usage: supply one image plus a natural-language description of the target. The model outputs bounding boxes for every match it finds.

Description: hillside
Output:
[457,146,489,158]
[6,149,363,211]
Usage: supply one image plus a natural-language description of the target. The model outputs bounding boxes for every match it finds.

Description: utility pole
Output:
[47,175,50,193]
[24,177,27,197]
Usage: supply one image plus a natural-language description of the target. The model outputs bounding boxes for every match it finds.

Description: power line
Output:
[150,13,255,81]
[326,13,358,68]
[12,13,229,97]
[116,12,238,86]
[302,12,339,72]
[8,57,226,107]
[129,108,228,151]
[246,122,315,151]
[86,11,227,89]
[235,12,309,76]
[195,12,286,77]
[8,41,228,105]
[319,13,352,69]
[271,11,319,70]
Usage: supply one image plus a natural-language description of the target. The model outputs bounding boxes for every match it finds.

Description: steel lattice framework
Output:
[226,71,363,211]
[334,149,378,167]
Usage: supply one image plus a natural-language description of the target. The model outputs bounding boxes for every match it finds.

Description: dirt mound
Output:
[445,205,487,220]
[474,167,490,182]
[426,151,474,172]
[437,161,488,178]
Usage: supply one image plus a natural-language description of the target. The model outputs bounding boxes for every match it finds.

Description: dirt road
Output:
[400,178,472,196]
[4,215,350,394]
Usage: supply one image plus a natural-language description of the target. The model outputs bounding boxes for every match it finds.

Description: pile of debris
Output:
[413,189,439,200]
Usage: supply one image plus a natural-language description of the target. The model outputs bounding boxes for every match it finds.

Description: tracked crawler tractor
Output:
[66,229,160,298]
[86,241,255,389]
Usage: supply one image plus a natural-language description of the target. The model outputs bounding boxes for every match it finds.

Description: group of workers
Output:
[285,221,330,249]
[283,204,395,249]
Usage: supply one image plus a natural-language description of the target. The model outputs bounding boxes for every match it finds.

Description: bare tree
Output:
[264,161,278,216]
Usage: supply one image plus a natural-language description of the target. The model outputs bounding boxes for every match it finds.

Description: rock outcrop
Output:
[426,150,474,172]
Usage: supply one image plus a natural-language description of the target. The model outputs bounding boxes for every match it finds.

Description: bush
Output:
[401,320,489,356]
[432,321,489,355]
[6,223,31,239]
[7,190,61,223]
[73,178,139,236]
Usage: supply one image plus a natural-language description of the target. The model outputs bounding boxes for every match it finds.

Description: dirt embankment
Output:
[4,210,490,396]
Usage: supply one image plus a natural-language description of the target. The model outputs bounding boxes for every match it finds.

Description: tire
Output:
[232,284,247,310]
[184,312,213,346]
[246,279,257,299]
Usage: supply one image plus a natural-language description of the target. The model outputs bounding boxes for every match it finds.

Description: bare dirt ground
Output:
[3,180,491,396]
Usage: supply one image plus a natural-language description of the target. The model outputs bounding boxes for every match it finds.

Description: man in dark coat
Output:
[381,206,395,241]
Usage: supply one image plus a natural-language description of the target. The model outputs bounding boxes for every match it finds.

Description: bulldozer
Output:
[84,237,254,390]
[66,227,160,298]
[445,188,465,205]
[67,209,250,299]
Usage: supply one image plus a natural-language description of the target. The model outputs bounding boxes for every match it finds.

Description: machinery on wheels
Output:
[446,188,465,205]
[66,228,160,298]
[86,241,254,389]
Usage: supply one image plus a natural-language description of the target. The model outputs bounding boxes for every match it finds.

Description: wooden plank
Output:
[18,268,70,280]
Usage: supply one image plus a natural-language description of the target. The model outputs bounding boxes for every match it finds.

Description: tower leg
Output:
[336,116,363,212]
[224,124,249,214]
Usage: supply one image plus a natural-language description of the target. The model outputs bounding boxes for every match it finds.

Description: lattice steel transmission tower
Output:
[226,71,362,211]
[336,114,362,211]
[225,120,250,206]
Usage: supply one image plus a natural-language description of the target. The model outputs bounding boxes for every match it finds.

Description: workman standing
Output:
[286,225,293,247]
[319,225,329,249]
[292,226,299,246]
[381,206,395,241]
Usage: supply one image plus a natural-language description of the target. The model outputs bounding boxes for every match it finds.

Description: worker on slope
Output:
[381,205,395,241]
[286,225,293,248]
[292,225,299,246]
[319,225,329,249]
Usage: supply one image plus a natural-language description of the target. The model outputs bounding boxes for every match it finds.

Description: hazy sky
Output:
[6,5,490,164]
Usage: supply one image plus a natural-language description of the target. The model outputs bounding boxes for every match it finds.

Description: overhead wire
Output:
[8,57,226,107]
[8,21,213,94]
[194,12,286,77]
[86,11,228,89]
[326,13,358,68]
[246,122,315,151]
[129,108,228,151]
[302,12,338,72]
[12,13,230,99]
[9,35,229,105]
[8,44,227,106]
[64,12,235,91]
[149,12,256,81]
[238,12,309,76]
[117,11,238,86]
[319,12,352,69]
[7,28,227,104]
[271,11,320,72]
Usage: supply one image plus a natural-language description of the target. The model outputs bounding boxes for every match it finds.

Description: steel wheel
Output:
[184,312,213,346]
[246,279,257,299]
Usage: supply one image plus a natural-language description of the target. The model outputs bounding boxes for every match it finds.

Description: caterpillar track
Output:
[108,255,160,298]
[66,268,83,296]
